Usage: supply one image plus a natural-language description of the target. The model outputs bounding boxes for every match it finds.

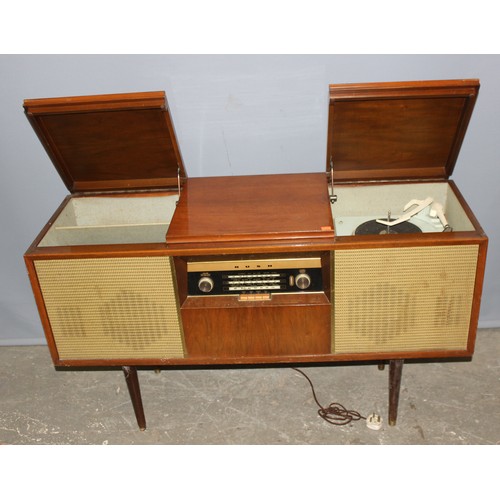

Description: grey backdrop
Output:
[1,54,498,345]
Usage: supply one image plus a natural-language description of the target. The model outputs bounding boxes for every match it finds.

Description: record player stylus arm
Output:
[429,201,452,232]
[376,197,434,227]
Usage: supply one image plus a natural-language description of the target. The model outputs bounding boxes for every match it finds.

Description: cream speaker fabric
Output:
[333,245,479,353]
[34,256,184,360]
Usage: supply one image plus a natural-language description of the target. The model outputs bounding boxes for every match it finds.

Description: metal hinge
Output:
[329,156,337,204]
[176,166,181,205]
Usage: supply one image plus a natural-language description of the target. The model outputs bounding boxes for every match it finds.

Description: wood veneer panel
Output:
[182,294,331,358]
[167,173,334,247]
[24,91,186,193]
[327,79,479,182]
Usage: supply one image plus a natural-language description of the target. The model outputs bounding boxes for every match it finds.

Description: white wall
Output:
[1,54,498,344]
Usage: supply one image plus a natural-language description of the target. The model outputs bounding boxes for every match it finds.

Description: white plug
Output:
[366,413,383,430]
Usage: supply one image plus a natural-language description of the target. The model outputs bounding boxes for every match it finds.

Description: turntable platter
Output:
[355,219,422,235]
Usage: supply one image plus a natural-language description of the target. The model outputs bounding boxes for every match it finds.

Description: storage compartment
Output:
[38,194,179,247]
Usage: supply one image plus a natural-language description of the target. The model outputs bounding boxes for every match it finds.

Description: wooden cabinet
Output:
[23,80,487,430]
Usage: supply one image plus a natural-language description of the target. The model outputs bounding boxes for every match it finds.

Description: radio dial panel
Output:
[187,258,323,296]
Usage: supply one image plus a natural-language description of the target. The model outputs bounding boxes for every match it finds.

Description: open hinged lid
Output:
[327,79,479,182]
[24,91,187,193]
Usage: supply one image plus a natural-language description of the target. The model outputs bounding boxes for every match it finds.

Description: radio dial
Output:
[198,276,214,293]
[295,273,311,290]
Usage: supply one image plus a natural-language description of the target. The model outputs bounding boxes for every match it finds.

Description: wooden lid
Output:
[24,91,186,193]
[166,173,335,248]
[327,79,479,182]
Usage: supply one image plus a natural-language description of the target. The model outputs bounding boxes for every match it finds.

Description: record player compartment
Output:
[331,182,474,236]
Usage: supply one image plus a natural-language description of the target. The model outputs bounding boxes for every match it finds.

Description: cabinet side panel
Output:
[34,256,184,360]
[333,245,479,354]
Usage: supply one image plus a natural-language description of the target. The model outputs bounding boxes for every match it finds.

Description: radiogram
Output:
[24,80,488,430]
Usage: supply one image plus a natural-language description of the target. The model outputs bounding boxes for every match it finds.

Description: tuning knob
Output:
[295,273,311,290]
[198,276,214,293]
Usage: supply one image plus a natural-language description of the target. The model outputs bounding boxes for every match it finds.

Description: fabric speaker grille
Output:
[333,245,479,353]
[34,256,184,360]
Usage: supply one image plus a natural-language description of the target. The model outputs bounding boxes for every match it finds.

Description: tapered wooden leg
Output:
[388,360,404,426]
[122,366,146,431]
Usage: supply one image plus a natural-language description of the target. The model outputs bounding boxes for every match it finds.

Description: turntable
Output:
[333,187,467,236]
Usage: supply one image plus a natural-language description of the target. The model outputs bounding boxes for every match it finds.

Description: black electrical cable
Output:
[292,367,366,426]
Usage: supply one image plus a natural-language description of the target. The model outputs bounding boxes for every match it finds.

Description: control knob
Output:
[295,272,311,290]
[198,276,214,293]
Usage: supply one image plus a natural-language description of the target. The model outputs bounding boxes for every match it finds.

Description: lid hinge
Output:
[176,166,181,204]
[329,156,337,204]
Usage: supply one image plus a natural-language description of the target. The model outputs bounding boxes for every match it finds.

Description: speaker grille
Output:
[333,245,478,354]
[34,256,184,360]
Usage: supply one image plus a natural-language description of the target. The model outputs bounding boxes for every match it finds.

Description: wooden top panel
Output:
[23,91,186,193]
[327,79,479,182]
[166,173,334,248]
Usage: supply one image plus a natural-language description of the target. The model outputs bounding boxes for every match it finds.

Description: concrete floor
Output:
[0,329,499,445]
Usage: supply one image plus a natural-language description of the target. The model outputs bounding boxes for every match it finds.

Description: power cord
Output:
[292,367,367,426]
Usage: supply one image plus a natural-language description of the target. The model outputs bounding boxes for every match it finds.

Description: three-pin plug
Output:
[366,413,383,430]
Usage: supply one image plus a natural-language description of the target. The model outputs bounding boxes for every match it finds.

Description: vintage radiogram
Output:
[24,80,487,430]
